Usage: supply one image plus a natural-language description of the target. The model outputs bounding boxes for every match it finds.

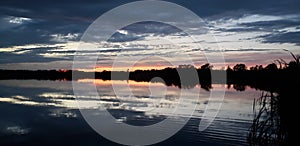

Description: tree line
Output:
[0,53,299,92]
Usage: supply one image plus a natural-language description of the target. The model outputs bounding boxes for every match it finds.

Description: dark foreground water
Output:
[0,79,263,146]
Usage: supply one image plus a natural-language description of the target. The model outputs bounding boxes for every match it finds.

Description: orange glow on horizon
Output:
[93,65,171,72]
[58,69,68,73]
[78,60,284,72]
[78,79,164,87]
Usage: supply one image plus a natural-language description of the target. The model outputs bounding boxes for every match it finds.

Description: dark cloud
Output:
[107,21,183,42]
[0,0,120,47]
[122,21,182,35]
[0,47,70,64]
[225,48,278,52]
[260,31,300,45]
[108,31,142,42]
[0,52,65,64]
[241,19,300,30]
[1,0,299,18]
[234,19,300,38]
[172,0,300,19]
[216,27,261,33]
[0,15,87,47]
[0,26,53,47]
[234,18,300,45]
[212,15,300,45]
[198,48,277,53]
[99,48,148,53]
[1,0,299,47]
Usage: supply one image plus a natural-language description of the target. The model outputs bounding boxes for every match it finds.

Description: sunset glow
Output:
[78,79,164,87]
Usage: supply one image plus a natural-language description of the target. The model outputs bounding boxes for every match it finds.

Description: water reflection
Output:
[0,79,262,145]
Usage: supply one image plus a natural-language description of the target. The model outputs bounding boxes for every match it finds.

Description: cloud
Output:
[51,33,80,42]
[210,14,299,32]
[122,21,181,35]
[6,16,32,24]
[1,0,299,47]
[99,48,148,53]
[107,31,142,43]
[107,21,184,42]
[260,31,300,45]
[0,46,70,64]
[207,13,300,46]
[0,0,300,69]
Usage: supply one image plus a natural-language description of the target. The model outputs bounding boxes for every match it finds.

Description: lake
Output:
[0,79,263,146]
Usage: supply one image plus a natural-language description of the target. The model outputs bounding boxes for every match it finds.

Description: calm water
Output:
[0,79,262,146]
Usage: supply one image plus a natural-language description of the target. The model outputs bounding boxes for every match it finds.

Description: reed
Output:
[248,92,287,145]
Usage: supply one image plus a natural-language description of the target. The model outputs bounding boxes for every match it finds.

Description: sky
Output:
[0,0,300,71]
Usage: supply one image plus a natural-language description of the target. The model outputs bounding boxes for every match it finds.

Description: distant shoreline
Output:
[1,62,299,92]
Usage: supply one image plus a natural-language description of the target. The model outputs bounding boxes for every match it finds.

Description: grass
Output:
[247,92,287,146]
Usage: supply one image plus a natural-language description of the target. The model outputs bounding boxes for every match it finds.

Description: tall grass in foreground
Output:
[248,92,287,145]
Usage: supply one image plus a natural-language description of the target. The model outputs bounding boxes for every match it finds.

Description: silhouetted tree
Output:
[226,66,233,72]
[250,66,256,71]
[200,63,213,70]
[250,65,263,71]
[265,63,278,71]
[233,64,247,71]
